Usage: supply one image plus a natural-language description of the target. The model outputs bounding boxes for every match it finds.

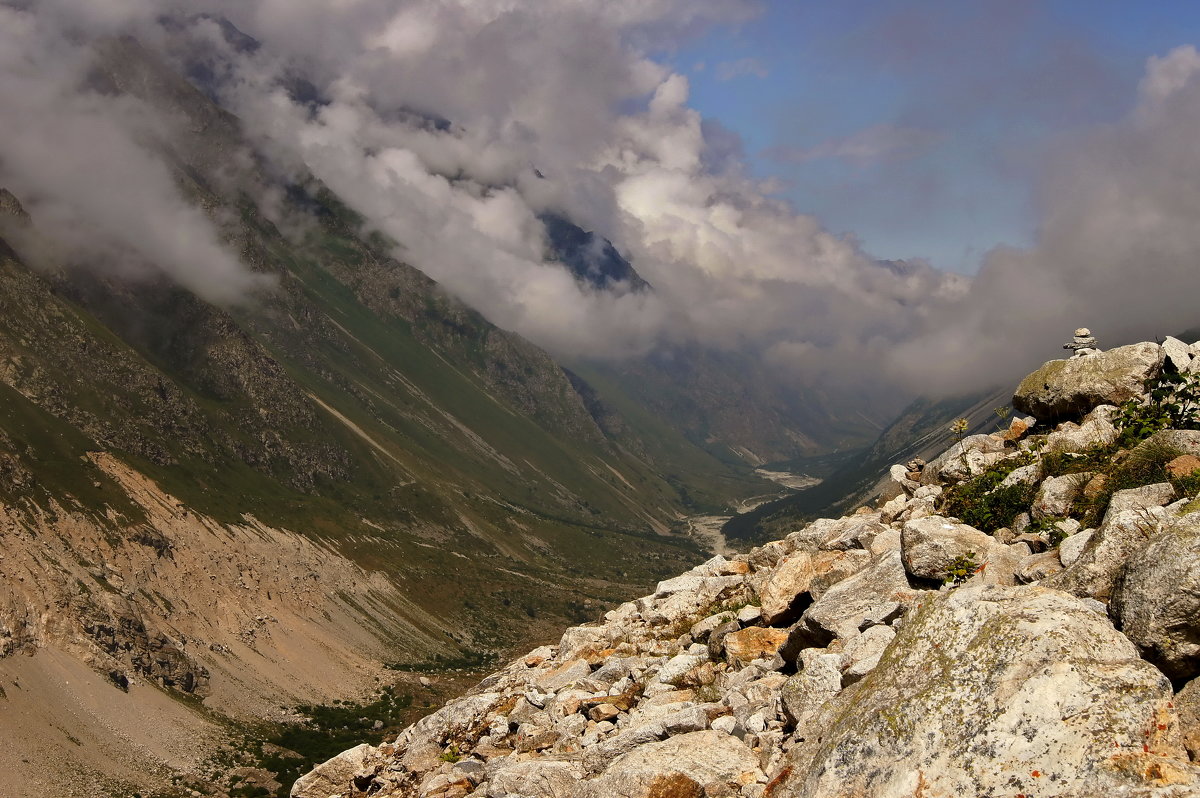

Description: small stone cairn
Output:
[1063,327,1099,358]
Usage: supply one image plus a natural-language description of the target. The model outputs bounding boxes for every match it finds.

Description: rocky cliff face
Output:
[297,340,1200,797]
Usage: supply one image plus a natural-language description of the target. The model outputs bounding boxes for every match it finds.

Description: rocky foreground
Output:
[294,340,1200,798]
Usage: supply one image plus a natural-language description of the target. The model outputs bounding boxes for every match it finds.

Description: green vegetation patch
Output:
[941,455,1036,533]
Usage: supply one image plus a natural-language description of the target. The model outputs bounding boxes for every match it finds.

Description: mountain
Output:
[0,26,900,796]
[721,385,1010,545]
[293,339,1200,798]
[541,214,651,294]
[0,35,790,794]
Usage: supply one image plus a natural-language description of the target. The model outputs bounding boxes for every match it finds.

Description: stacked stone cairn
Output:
[1063,326,1100,358]
[295,340,1200,798]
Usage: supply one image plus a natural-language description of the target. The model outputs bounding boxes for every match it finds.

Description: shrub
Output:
[944,552,978,585]
[941,457,1036,533]
[1114,371,1200,447]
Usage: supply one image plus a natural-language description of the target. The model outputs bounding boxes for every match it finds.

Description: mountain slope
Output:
[0,36,784,794]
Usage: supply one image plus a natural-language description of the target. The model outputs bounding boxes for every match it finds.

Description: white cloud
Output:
[0,5,271,306]
[8,1,1200,404]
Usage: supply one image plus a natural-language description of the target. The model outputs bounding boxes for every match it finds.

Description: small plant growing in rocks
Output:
[1114,372,1200,446]
[944,552,978,585]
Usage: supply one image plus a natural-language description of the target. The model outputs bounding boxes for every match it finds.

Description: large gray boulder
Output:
[1045,494,1173,600]
[768,585,1198,798]
[1112,514,1200,681]
[1013,342,1164,422]
[793,550,913,643]
[900,516,1021,585]
[1031,473,1091,519]
[579,730,763,798]
[290,743,376,798]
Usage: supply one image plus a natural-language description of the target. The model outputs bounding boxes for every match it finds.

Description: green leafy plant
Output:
[944,552,978,585]
[439,744,462,763]
[1025,516,1070,546]
[941,455,1037,533]
[1115,372,1200,446]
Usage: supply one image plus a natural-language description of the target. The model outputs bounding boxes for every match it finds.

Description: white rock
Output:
[1058,529,1093,566]
[1032,473,1091,520]
[769,585,1197,797]
[290,743,376,798]
[998,463,1040,489]
[759,552,815,625]
[1105,482,1176,518]
[1163,335,1194,373]
[840,624,896,684]
[1112,513,1200,681]
[1047,505,1171,600]
[657,653,706,686]
[900,517,993,581]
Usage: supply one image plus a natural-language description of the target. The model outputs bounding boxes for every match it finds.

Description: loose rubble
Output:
[294,337,1200,798]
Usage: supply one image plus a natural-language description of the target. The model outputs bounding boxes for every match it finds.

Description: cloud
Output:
[768,124,942,166]
[714,57,768,82]
[8,1,1200,410]
[0,4,270,306]
[887,45,1200,393]
[151,0,955,392]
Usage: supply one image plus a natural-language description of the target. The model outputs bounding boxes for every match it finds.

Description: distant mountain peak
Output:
[540,213,650,294]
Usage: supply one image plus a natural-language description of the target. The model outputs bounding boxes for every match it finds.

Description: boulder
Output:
[1176,678,1200,762]
[1111,514,1200,681]
[794,550,912,643]
[1045,505,1171,600]
[1044,404,1120,453]
[923,435,1009,483]
[815,516,887,551]
[722,627,790,666]
[808,549,872,600]
[900,517,992,581]
[758,552,815,625]
[780,651,843,732]
[1167,455,1200,480]
[1031,473,1091,520]
[535,659,592,692]
[1013,342,1164,423]
[580,731,762,798]
[1058,529,1094,566]
[840,624,895,685]
[1014,550,1064,583]
[1133,429,1200,459]
[1162,336,1194,373]
[487,759,582,797]
[290,743,376,798]
[999,463,1040,489]
[769,585,1197,798]
[1105,482,1176,517]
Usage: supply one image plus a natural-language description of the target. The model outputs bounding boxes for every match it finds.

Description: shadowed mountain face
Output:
[541,213,651,293]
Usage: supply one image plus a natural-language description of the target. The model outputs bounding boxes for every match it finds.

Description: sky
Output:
[4,0,1200,400]
[673,0,1200,274]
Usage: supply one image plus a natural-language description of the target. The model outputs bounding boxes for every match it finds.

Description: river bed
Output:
[683,468,821,555]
